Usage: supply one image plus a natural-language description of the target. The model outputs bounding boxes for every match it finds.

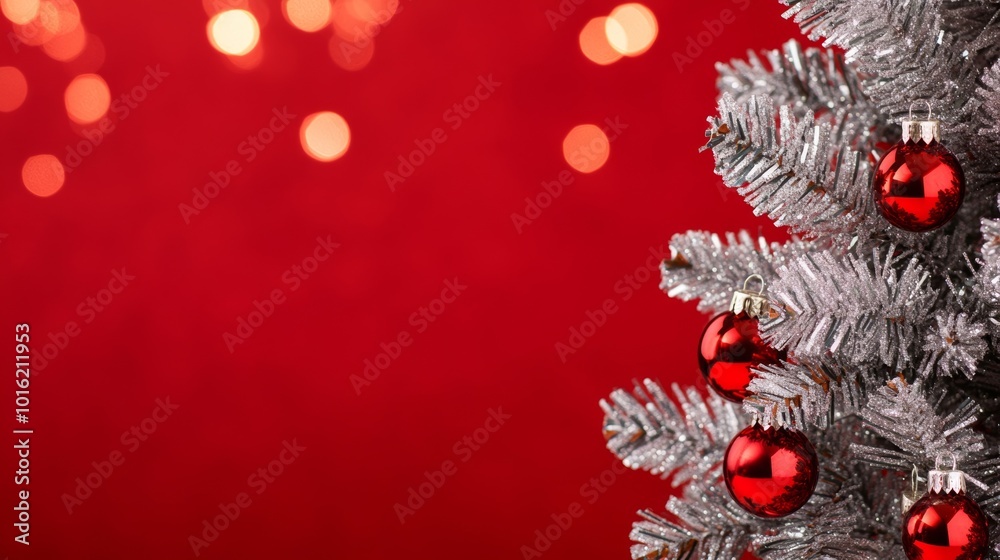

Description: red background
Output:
[1,1,796,558]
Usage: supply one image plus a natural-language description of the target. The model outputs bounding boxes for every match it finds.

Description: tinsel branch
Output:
[659,230,814,315]
[762,245,938,368]
[717,40,881,152]
[704,93,879,240]
[742,359,869,428]
[629,487,753,560]
[850,378,986,476]
[599,380,743,485]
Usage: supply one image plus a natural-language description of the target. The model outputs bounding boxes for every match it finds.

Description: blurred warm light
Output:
[329,35,374,71]
[343,0,397,24]
[22,154,65,197]
[65,73,110,124]
[42,20,86,61]
[0,67,28,112]
[208,9,260,56]
[12,21,51,46]
[563,124,610,173]
[300,112,351,162]
[227,44,265,70]
[1,0,38,24]
[38,0,79,35]
[605,3,658,56]
[282,0,331,32]
[579,17,622,66]
[330,1,364,38]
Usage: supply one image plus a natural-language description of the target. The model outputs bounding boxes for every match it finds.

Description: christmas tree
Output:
[598,1,1000,558]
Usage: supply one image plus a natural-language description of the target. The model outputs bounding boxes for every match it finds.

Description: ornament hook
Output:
[908,101,933,121]
[911,464,919,493]
[935,452,958,471]
[743,274,765,295]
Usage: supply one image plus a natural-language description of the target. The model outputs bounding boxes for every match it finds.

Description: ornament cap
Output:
[928,453,966,494]
[901,102,940,143]
[730,274,770,319]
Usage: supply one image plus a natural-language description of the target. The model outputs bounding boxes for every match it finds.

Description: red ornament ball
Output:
[723,423,818,518]
[698,311,786,403]
[903,491,988,560]
[872,140,965,232]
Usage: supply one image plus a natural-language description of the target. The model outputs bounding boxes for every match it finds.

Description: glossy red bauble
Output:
[698,311,786,402]
[903,491,988,560]
[723,423,818,518]
[872,140,965,232]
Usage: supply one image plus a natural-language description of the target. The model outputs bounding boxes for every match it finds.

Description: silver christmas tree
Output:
[599,1,1000,558]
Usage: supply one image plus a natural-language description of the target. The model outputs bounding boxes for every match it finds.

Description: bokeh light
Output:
[331,0,395,39]
[282,0,331,32]
[22,154,65,197]
[563,124,610,173]
[0,66,28,112]
[227,44,265,70]
[64,73,110,124]
[1,0,38,24]
[38,0,79,35]
[579,17,623,66]
[42,20,87,61]
[344,0,397,24]
[208,9,260,56]
[605,3,658,57]
[329,35,374,71]
[300,112,351,162]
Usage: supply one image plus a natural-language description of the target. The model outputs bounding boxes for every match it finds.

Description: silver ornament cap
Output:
[901,102,940,144]
[730,274,770,319]
[927,454,966,495]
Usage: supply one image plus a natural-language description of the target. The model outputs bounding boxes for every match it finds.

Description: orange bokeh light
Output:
[605,3,658,57]
[282,0,331,32]
[38,0,79,35]
[563,124,611,173]
[300,112,351,162]
[42,20,86,61]
[0,66,28,112]
[1,0,38,24]
[579,17,623,66]
[22,154,65,197]
[65,73,110,124]
[208,9,260,56]
[344,0,397,24]
[329,35,374,71]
